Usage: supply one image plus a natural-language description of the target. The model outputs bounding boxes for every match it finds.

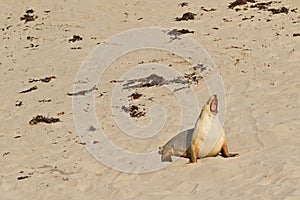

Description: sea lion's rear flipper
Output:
[161,155,173,162]
[220,139,239,158]
[161,149,173,162]
[158,147,163,154]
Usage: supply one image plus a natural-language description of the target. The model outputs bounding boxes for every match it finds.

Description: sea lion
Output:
[159,95,238,163]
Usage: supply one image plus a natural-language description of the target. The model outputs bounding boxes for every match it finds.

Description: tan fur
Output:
[159,95,238,163]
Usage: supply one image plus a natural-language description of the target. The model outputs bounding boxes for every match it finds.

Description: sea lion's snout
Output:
[210,95,218,114]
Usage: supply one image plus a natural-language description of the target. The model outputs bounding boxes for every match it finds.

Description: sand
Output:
[1,0,299,199]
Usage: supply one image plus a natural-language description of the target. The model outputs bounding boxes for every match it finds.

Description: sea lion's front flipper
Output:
[220,139,238,158]
[189,145,198,163]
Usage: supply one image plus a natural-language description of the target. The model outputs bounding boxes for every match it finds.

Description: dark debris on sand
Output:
[67,86,97,96]
[29,115,60,125]
[19,86,38,94]
[123,74,165,89]
[201,7,217,12]
[228,0,251,9]
[184,71,203,84]
[38,99,52,103]
[17,175,31,180]
[15,101,23,107]
[123,74,189,90]
[121,105,146,118]
[229,0,290,14]
[268,7,289,14]
[168,29,194,35]
[178,2,189,7]
[129,92,143,100]
[175,12,196,21]
[68,35,83,42]
[250,1,273,10]
[29,76,56,83]
[20,9,38,23]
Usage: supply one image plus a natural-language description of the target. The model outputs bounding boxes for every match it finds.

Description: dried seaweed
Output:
[68,35,83,42]
[67,86,97,96]
[20,9,38,23]
[38,99,51,103]
[15,101,23,106]
[17,176,30,180]
[268,7,289,14]
[249,1,289,14]
[88,126,96,132]
[129,92,143,100]
[178,2,188,7]
[250,1,272,9]
[175,12,196,21]
[169,29,194,35]
[121,105,145,118]
[122,73,201,90]
[242,15,255,20]
[123,74,165,89]
[228,0,247,9]
[29,115,60,125]
[201,7,217,12]
[29,76,56,83]
[123,74,190,90]
[3,152,10,156]
[184,72,202,84]
[19,86,38,94]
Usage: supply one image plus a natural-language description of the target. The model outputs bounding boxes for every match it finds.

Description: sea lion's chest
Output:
[193,115,225,157]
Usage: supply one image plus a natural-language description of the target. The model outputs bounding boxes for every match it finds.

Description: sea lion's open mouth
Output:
[210,95,218,114]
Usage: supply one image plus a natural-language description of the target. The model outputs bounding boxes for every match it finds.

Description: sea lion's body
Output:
[159,95,238,163]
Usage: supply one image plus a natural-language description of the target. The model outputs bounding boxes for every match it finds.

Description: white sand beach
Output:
[1,0,299,199]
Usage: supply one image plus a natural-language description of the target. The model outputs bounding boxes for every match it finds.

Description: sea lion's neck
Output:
[193,106,214,132]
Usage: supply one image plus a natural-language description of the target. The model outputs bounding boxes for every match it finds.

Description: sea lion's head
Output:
[204,94,218,115]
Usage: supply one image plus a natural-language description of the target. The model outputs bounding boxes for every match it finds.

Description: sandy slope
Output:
[1,0,299,199]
